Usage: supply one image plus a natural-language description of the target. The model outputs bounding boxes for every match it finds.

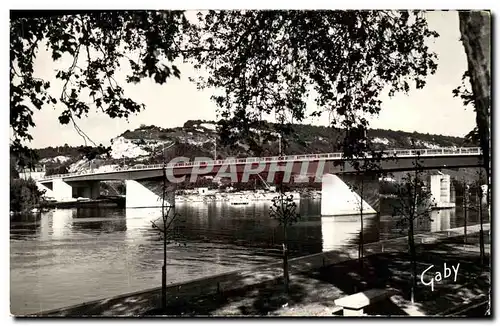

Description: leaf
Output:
[58,113,71,124]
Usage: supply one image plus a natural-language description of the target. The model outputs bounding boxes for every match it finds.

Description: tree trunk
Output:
[479,186,485,265]
[359,175,364,269]
[463,183,468,246]
[409,163,418,304]
[283,224,290,295]
[408,220,417,304]
[161,164,167,310]
[161,264,166,309]
[459,11,491,194]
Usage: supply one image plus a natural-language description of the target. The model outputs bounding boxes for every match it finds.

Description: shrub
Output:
[10,178,45,213]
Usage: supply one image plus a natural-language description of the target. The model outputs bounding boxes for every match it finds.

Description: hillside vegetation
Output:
[32,120,473,176]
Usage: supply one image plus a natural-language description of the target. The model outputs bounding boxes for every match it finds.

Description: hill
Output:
[32,120,473,176]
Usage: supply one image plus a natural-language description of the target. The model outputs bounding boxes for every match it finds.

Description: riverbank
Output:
[39,197,125,209]
[28,223,490,317]
[147,233,490,317]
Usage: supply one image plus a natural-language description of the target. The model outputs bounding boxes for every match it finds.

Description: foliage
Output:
[269,187,300,296]
[151,205,180,242]
[11,144,39,170]
[392,173,434,231]
[10,178,45,212]
[35,120,469,163]
[10,157,20,179]
[11,10,440,166]
[29,119,473,181]
[452,72,482,147]
[35,144,88,158]
[78,144,112,161]
[269,192,300,228]
[10,10,188,161]
[187,10,439,160]
[45,164,69,176]
[391,145,434,231]
[452,71,475,107]
[34,143,111,176]
[460,168,488,265]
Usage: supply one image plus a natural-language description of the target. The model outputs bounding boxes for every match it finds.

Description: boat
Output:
[230,200,250,206]
[229,194,250,206]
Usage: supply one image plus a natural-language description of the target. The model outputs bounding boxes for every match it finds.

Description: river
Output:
[10,198,488,315]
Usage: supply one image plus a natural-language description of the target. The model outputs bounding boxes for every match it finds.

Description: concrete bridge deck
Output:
[34,146,482,213]
[38,147,482,183]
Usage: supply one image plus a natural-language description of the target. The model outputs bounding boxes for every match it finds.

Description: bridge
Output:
[34,147,482,216]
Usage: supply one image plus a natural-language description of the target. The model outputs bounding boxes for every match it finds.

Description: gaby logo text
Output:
[420,263,460,291]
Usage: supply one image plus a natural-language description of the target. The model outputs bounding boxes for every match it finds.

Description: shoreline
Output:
[24,223,490,317]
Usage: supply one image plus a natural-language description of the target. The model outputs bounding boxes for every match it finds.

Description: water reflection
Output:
[51,208,129,235]
[10,198,490,315]
[430,209,453,232]
[321,214,378,252]
[51,209,73,239]
[126,207,163,220]
[71,217,127,234]
[10,213,41,240]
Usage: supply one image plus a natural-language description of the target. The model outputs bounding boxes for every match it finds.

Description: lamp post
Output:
[214,138,217,160]
[278,134,282,156]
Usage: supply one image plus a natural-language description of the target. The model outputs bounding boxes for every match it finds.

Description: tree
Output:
[151,145,180,311]
[476,168,487,265]
[463,168,487,265]
[462,179,470,245]
[11,10,440,167]
[45,164,69,176]
[78,144,112,161]
[10,156,19,179]
[10,178,46,213]
[269,190,300,297]
[456,11,491,204]
[151,204,179,311]
[335,124,386,264]
[391,147,434,304]
[187,10,439,161]
[10,10,188,161]
[349,152,385,264]
[356,174,365,264]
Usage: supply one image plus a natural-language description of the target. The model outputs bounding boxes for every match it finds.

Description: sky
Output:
[24,10,476,149]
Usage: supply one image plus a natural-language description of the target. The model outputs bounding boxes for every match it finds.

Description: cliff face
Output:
[36,120,471,175]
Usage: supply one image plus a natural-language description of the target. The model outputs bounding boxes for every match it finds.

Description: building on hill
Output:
[18,165,46,181]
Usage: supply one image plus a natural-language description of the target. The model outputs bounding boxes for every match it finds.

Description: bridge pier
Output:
[430,209,452,232]
[52,178,73,201]
[320,174,378,216]
[125,180,174,208]
[73,181,101,199]
[429,174,456,208]
[36,181,55,199]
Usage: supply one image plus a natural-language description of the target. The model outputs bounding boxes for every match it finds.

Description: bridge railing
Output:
[40,147,481,181]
